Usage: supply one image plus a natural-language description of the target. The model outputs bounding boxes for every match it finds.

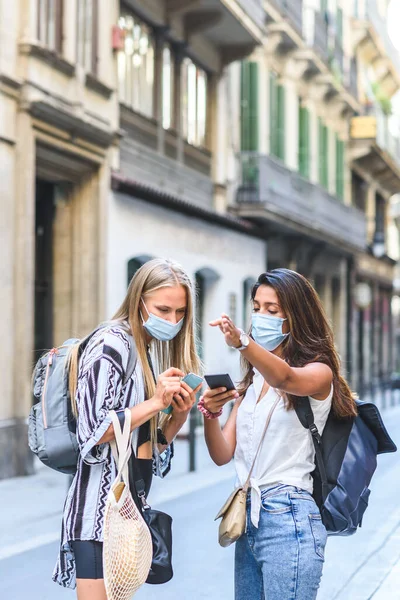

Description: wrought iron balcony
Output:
[267,0,303,37]
[302,6,329,65]
[353,0,400,95]
[236,0,265,30]
[234,153,367,252]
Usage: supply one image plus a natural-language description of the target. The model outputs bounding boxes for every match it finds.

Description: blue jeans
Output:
[235,485,327,600]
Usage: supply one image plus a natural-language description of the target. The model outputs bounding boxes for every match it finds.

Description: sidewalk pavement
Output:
[1,407,400,599]
[0,433,234,561]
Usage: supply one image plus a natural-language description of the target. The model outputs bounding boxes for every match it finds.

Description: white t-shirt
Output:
[234,369,333,528]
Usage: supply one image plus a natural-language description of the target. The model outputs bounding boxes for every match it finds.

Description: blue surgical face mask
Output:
[141,300,184,342]
[251,313,289,351]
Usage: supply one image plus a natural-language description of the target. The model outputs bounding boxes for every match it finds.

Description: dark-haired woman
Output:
[201,269,356,600]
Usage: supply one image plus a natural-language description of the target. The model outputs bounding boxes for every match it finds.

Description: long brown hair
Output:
[68,258,202,441]
[238,269,357,418]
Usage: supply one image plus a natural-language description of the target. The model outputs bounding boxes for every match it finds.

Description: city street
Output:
[1,407,400,599]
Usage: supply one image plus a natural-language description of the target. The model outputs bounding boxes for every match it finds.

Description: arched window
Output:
[127,254,154,286]
[243,277,256,330]
[194,267,220,360]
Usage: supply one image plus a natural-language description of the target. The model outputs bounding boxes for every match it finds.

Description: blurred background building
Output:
[1,0,400,479]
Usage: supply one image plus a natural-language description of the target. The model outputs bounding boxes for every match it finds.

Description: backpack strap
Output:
[78,320,137,386]
[294,397,330,502]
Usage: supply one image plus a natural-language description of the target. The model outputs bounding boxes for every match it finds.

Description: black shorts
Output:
[71,540,104,580]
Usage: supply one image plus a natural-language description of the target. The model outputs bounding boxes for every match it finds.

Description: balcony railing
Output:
[376,110,400,165]
[357,0,400,78]
[236,0,265,29]
[303,6,329,64]
[346,57,358,100]
[271,0,303,35]
[235,152,366,250]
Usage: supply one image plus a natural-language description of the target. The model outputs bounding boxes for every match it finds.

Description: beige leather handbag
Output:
[215,396,280,547]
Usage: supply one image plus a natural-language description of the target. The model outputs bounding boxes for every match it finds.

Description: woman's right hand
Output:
[202,386,240,414]
[152,367,184,411]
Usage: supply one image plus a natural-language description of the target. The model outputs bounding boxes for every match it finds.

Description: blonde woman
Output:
[53,258,202,600]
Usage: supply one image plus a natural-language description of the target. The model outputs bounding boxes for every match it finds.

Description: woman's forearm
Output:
[97,398,161,445]
[204,419,232,466]
[204,404,238,466]
[240,338,291,388]
[158,414,186,451]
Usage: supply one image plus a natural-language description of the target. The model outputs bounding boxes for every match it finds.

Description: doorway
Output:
[34,180,55,360]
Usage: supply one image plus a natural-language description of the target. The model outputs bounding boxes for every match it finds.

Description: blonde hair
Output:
[68,258,202,443]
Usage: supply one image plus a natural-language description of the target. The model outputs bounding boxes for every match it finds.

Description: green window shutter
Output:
[269,71,278,157]
[277,84,285,161]
[318,118,329,188]
[299,102,310,179]
[241,61,259,152]
[336,135,345,200]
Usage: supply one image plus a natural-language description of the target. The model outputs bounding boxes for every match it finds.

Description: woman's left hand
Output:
[170,381,202,423]
[210,313,242,348]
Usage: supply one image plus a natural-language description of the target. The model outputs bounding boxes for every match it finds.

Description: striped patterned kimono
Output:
[53,325,172,589]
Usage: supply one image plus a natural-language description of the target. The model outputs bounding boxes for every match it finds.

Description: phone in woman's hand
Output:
[204,373,236,391]
[162,372,204,414]
[182,372,203,390]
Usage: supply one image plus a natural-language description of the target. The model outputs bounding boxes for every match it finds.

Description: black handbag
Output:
[129,450,174,585]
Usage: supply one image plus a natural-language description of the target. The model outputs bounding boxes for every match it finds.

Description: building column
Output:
[372,282,382,405]
[323,275,333,324]
[11,112,36,476]
[70,173,103,336]
[381,289,391,408]
[366,184,376,245]
[211,72,227,214]
[336,259,348,367]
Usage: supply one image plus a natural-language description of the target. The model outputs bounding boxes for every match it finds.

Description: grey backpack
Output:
[28,322,137,474]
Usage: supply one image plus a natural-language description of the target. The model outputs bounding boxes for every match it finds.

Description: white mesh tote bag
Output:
[103,409,152,600]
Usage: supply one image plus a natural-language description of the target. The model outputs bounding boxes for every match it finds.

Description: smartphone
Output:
[182,372,204,390]
[162,372,204,414]
[204,373,236,391]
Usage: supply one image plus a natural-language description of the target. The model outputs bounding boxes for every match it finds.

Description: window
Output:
[162,46,174,130]
[182,58,208,148]
[318,118,329,188]
[299,102,310,179]
[118,14,155,119]
[243,278,255,329]
[77,0,98,73]
[127,255,153,287]
[37,0,63,53]
[241,61,259,152]
[335,135,345,200]
[269,73,285,161]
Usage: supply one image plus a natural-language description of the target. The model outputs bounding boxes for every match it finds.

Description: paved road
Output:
[0,479,235,600]
[1,408,400,599]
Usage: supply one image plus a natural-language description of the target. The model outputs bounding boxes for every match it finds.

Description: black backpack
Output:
[295,398,397,536]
